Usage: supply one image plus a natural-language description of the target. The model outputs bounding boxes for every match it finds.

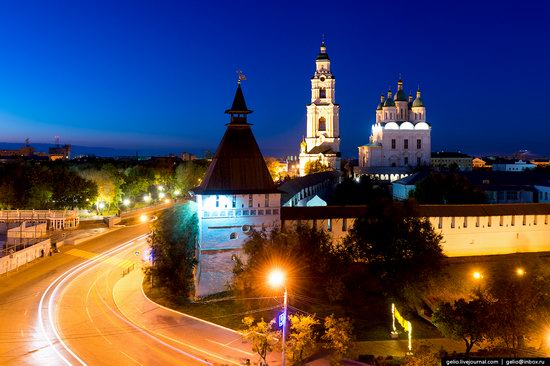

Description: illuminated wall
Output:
[281,213,550,257]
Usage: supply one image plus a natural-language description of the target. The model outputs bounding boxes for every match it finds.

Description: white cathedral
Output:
[298,41,341,176]
[357,80,431,180]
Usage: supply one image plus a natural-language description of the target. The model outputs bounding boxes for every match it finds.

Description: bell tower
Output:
[299,41,341,176]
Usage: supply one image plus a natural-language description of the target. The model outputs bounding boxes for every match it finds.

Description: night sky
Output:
[1,0,549,157]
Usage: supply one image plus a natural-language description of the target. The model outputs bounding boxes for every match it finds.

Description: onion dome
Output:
[412,88,425,108]
[376,94,385,110]
[394,79,407,101]
[316,41,330,60]
[383,90,395,107]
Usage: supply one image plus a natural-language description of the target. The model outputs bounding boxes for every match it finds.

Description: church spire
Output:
[225,82,252,124]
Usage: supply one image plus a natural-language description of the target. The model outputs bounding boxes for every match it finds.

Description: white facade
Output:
[299,42,341,176]
[358,81,431,170]
[492,160,536,172]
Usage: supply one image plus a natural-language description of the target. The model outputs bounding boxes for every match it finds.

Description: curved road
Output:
[0,224,265,365]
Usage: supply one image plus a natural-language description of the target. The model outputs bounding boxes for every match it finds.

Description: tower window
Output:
[385,112,387,119]
[404,157,409,165]
[248,194,253,208]
[215,195,219,208]
[318,117,326,131]
[232,195,236,208]
[417,139,422,149]
[391,139,396,149]
[404,139,409,149]
[417,157,421,166]
[400,109,403,119]
[264,194,269,207]
[319,88,326,99]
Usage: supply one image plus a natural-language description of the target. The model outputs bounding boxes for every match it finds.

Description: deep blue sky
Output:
[1,0,549,157]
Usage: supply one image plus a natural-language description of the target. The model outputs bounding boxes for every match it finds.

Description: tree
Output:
[343,199,445,305]
[234,226,350,305]
[173,161,207,195]
[402,345,440,366]
[329,176,389,205]
[79,169,117,212]
[412,172,487,204]
[322,315,354,365]
[146,203,198,298]
[242,316,280,366]
[286,314,319,366]
[304,160,331,175]
[485,264,550,352]
[432,297,491,356]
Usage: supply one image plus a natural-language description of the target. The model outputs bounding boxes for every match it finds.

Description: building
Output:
[431,151,472,171]
[492,159,535,172]
[299,42,341,176]
[472,157,488,169]
[48,144,71,161]
[191,82,281,297]
[357,81,431,181]
[280,171,341,207]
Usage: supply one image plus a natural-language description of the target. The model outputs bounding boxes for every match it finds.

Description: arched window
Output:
[319,88,326,99]
[318,117,326,131]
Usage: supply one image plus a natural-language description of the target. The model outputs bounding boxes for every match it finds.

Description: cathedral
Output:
[357,80,431,180]
[298,42,341,176]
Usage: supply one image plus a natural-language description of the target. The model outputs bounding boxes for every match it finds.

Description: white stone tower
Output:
[299,41,341,176]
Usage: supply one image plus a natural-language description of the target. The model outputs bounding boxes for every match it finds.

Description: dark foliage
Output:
[344,199,445,304]
[329,176,390,205]
[413,172,487,204]
[146,203,198,299]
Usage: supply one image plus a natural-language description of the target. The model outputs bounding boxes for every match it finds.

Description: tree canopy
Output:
[412,172,487,204]
[344,199,445,304]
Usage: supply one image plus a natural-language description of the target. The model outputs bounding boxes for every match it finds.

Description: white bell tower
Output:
[299,41,341,176]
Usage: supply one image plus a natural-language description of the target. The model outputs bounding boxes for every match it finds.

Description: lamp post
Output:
[268,269,287,366]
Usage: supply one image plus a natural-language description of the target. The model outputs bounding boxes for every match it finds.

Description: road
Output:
[0,222,264,365]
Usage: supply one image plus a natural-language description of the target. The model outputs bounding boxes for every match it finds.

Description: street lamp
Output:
[516,268,525,276]
[472,271,483,280]
[123,198,131,206]
[268,269,287,366]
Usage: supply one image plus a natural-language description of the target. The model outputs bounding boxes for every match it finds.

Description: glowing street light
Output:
[97,202,105,210]
[516,268,525,276]
[173,189,181,197]
[164,198,170,204]
[268,269,287,366]
[157,185,164,192]
[472,271,483,280]
[158,192,166,199]
[143,194,151,203]
[140,214,148,223]
[123,198,131,206]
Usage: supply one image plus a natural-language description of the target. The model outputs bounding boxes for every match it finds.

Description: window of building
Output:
[342,218,347,231]
[545,215,548,225]
[451,217,455,228]
[500,216,504,226]
[404,139,409,149]
[463,217,468,228]
[488,216,492,227]
[264,194,269,207]
[400,109,403,119]
[511,215,515,226]
[232,195,236,208]
[248,194,253,208]
[417,157,421,166]
[438,217,443,229]
[230,232,238,240]
[327,218,332,232]
[417,139,421,149]
[385,112,387,119]
[476,216,480,227]
[507,191,518,201]
[319,88,326,99]
[391,139,396,149]
[318,117,326,131]
[404,157,409,165]
[523,215,526,225]
[215,195,219,208]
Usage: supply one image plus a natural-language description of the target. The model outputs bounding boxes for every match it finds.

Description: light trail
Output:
[37,234,148,366]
